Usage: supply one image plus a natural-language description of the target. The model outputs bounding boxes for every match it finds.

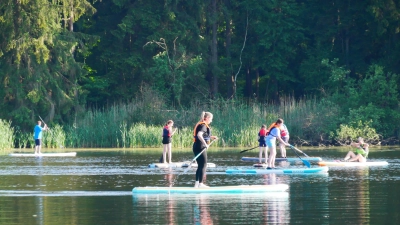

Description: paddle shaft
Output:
[170,139,216,187]
[38,116,46,125]
[38,116,50,130]
[292,146,309,157]
[239,146,259,153]
[289,145,311,168]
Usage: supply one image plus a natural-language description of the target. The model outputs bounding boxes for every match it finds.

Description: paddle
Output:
[170,139,216,187]
[290,145,309,157]
[289,145,311,168]
[239,146,258,153]
[38,116,50,130]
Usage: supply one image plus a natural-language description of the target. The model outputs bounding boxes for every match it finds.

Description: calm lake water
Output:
[0,146,399,224]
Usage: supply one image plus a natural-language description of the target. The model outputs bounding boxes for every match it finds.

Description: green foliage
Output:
[1,0,400,145]
[332,121,380,145]
[43,124,66,148]
[0,119,14,153]
[328,64,400,137]
[0,0,97,131]
[145,43,206,106]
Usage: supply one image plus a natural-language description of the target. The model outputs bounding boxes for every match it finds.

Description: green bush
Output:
[332,120,380,145]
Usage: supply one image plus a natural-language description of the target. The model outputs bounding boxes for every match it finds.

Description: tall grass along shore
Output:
[2,97,382,152]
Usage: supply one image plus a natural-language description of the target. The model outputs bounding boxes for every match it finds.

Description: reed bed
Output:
[0,119,15,154]
[1,96,345,148]
[43,124,66,148]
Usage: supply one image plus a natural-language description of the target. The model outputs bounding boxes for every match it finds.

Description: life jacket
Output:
[258,129,267,142]
[259,129,267,137]
[162,126,171,137]
[281,124,287,137]
[356,144,368,158]
[193,122,211,142]
[266,123,280,137]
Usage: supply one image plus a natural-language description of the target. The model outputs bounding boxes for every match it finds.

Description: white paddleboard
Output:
[132,184,289,194]
[226,167,329,174]
[9,152,77,157]
[318,161,388,167]
[148,162,216,168]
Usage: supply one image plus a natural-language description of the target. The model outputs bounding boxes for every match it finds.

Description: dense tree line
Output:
[1,0,399,140]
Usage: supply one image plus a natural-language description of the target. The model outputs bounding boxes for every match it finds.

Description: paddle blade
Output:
[302,159,311,168]
[289,145,311,168]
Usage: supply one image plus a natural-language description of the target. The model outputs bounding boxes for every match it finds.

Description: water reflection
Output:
[329,168,370,224]
[132,192,290,224]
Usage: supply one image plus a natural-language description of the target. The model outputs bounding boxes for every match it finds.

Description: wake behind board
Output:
[318,161,389,167]
[9,152,77,157]
[226,166,328,174]
[132,184,289,194]
[242,157,322,163]
[148,162,216,168]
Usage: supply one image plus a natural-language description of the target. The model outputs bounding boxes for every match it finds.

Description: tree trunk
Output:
[224,0,232,98]
[245,66,252,98]
[210,0,218,97]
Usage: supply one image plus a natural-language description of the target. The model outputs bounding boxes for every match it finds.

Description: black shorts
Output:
[162,137,171,144]
[35,139,41,146]
[259,141,267,147]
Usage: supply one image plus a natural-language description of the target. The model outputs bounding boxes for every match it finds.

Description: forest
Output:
[0,0,399,149]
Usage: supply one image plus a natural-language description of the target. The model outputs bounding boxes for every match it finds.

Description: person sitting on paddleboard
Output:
[343,137,369,162]
[162,120,177,163]
[279,122,290,158]
[266,118,290,169]
[258,125,268,164]
[193,111,218,188]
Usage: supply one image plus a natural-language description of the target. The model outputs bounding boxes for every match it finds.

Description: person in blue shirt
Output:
[34,121,48,155]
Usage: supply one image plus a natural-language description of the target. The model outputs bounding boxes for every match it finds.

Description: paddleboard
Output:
[9,152,77,157]
[132,184,289,194]
[148,162,216,168]
[318,161,389,167]
[226,166,329,174]
[241,157,322,163]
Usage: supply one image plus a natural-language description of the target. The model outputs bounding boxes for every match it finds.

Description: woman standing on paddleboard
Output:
[193,112,218,188]
[343,137,369,162]
[266,118,290,169]
[161,120,177,163]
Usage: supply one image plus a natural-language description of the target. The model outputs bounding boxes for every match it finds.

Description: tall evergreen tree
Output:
[0,0,96,129]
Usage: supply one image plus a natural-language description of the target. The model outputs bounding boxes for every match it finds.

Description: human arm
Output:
[171,127,177,136]
[197,131,209,148]
[277,136,290,146]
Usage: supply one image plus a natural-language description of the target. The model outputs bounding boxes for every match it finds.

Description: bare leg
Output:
[279,142,286,158]
[162,144,168,163]
[259,147,263,163]
[348,154,366,162]
[344,151,356,161]
[280,136,289,157]
[270,146,277,168]
[167,143,172,163]
[263,147,268,164]
[267,146,277,168]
